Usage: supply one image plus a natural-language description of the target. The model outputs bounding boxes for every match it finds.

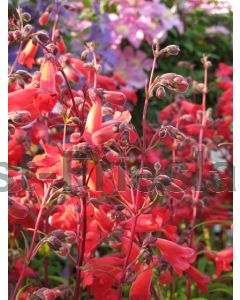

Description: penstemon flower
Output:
[8,4,232,300]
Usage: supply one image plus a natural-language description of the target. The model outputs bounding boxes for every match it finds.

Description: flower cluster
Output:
[8,3,232,300]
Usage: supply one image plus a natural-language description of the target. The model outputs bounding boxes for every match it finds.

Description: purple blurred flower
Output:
[206,25,230,35]
[182,0,232,14]
[113,46,153,89]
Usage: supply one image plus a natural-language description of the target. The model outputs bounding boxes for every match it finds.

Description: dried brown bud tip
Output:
[23,24,33,34]
[159,45,180,57]
[62,2,78,12]
[37,30,50,43]
[22,12,31,22]
[15,70,32,82]
[32,288,57,300]
[155,73,189,93]
[8,111,32,125]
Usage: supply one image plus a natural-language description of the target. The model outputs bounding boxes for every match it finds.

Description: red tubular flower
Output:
[38,11,50,26]
[56,37,67,54]
[103,91,126,106]
[215,63,233,77]
[82,254,123,300]
[18,39,39,69]
[121,236,141,263]
[9,56,58,121]
[94,206,113,232]
[185,266,210,293]
[155,238,195,276]
[70,57,92,78]
[205,247,233,276]
[158,270,173,285]
[85,98,102,134]
[63,66,79,83]
[13,258,38,281]
[130,267,152,300]
[9,88,40,121]
[91,123,118,145]
[36,55,58,112]
[8,198,29,219]
[8,129,26,166]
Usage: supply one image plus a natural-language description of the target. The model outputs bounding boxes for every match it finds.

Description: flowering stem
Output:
[191,57,208,230]
[11,184,52,300]
[118,53,158,299]
[51,0,59,41]
[8,41,24,76]
[60,69,81,120]
[73,162,87,300]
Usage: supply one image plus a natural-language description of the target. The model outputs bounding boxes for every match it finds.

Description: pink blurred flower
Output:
[113,46,153,89]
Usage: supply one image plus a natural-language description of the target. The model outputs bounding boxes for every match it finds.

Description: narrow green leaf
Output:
[48,275,68,285]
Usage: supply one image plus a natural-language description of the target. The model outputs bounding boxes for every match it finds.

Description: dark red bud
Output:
[13,30,22,41]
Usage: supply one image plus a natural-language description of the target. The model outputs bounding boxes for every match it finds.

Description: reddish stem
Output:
[117,54,158,299]
[73,162,87,300]
[51,0,59,42]
[11,184,52,300]
[191,58,208,229]
[8,41,24,76]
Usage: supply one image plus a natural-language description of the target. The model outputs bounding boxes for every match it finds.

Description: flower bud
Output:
[22,12,31,22]
[8,198,29,219]
[105,149,121,164]
[70,132,81,143]
[56,37,67,54]
[156,86,165,99]
[57,194,67,205]
[51,230,66,241]
[32,287,56,300]
[57,244,70,256]
[8,32,14,43]
[46,43,58,55]
[159,45,180,57]
[8,111,32,126]
[37,30,50,43]
[15,69,32,83]
[39,11,50,26]
[23,24,33,35]
[103,91,126,106]
[13,30,22,41]
[177,61,195,71]
[47,236,62,251]
[81,49,89,60]
[166,125,186,141]
[155,73,189,93]
[192,80,205,93]
[65,230,76,243]
[63,2,78,11]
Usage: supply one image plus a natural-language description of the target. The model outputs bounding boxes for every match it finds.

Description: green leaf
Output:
[48,275,68,285]
[194,219,232,229]
[208,287,233,296]
[20,230,29,255]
